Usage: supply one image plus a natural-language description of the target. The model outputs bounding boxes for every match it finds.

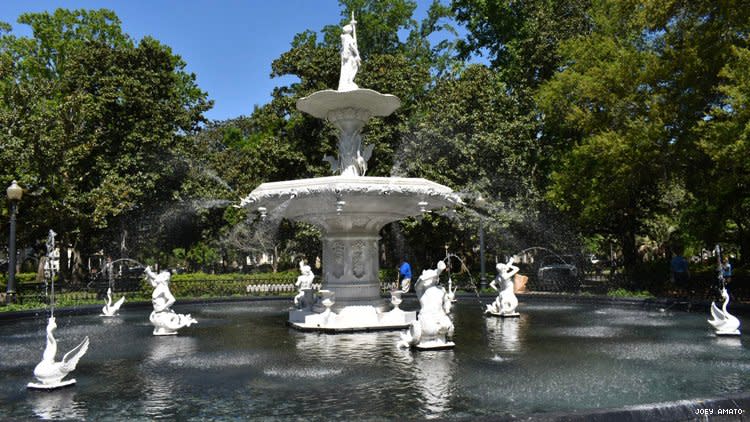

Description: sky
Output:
[0,0,451,122]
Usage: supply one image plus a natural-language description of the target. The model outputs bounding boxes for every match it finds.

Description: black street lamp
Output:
[476,194,487,291]
[6,180,23,304]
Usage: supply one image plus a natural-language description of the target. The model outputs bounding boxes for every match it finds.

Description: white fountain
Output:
[240,14,461,332]
[101,287,126,317]
[28,230,90,390]
[485,258,521,317]
[398,260,455,349]
[708,287,741,336]
[707,245,741,336]
[144,266,197,335]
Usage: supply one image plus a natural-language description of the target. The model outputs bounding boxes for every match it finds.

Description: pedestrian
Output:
[670,247,690,289]
[398,257,412,293]
[722,256,732,284]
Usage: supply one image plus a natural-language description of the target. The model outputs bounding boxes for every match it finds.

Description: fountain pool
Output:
[1,298,748,420]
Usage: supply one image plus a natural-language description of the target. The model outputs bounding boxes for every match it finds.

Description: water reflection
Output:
[409,350,456,419]
[141,336,198,418]
[293,331,383,363]
[714,336,743,349]
[485,316,526,354]
[145,336,198,365]
[29,388,87,420]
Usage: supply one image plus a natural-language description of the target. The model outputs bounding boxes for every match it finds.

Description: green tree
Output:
[537,0,750,271]
[694,46,750,261]
[0,9,211,281]
[453,0,592,90]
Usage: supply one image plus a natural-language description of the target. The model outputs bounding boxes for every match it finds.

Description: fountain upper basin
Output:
[242,175,461,229]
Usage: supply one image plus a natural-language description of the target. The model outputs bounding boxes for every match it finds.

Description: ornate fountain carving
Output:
[294,260,316,310]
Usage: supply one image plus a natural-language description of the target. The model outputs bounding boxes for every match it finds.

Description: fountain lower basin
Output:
[1,298,747,420]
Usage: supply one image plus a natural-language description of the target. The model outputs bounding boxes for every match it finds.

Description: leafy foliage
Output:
[0,9,211,280]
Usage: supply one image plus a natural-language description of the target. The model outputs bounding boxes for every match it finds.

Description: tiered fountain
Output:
[240,15,461,331]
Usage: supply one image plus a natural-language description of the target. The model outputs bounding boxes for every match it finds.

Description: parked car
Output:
[536,255,580,291]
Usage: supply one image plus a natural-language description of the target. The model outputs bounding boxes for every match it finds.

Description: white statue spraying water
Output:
[485,258,520,317]
[145,266,197,335]
[708,287,741,336]
[398,260,455,350]
[338,13,360,91]
[29,229,89,390]
[28,317,90,389]
[707,245,740,336]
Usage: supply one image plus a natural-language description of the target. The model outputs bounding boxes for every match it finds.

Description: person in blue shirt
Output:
[722,257,732,284]
[398,257,412,293]
[670,248,690,287]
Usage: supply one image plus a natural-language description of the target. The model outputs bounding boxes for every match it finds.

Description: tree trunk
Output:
[272,245,279,273]
[70,246,84,286]
[59,236,70,284]
[36,256,47,282]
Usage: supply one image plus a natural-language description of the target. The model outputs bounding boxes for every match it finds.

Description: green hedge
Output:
[0,272,38,289]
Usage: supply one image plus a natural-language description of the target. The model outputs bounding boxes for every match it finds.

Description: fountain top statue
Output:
[338,13,360,92]
[294,13,401,177]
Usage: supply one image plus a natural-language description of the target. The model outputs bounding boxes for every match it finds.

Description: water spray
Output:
[44,230,58,318]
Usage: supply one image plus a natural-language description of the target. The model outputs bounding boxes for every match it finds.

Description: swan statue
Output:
[28,317,89,389]
[446,276,457,303]
[101,287,126,317]
[708,287,741,336]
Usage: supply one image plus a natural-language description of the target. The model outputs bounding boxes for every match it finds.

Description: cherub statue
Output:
[294,260,315,309]
[398,260,455,349]
[144,266,197,335]
[485,258,520,317]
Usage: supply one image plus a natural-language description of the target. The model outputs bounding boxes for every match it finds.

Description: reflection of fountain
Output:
[29,387,87,420]
[485,315,525,354]
[241,15,460,331]
[145,267,197,335]
[406,350,456,418]
[142,336,198,418]
[485,258,520,317]
[29,230,90,390]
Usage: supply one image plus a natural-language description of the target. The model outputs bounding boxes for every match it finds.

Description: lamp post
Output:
[476,194,487,291]
[6,180,23,304]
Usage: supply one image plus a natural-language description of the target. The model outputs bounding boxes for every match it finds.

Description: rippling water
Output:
[0,299,747,420]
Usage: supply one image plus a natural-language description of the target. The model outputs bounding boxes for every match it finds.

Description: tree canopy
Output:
[2,1,749,286]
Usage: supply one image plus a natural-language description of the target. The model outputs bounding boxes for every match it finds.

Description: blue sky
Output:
[0,1,452,122]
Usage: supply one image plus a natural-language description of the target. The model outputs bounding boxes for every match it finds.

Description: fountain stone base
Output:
[289,307,417,332]
[28,379,76,390]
